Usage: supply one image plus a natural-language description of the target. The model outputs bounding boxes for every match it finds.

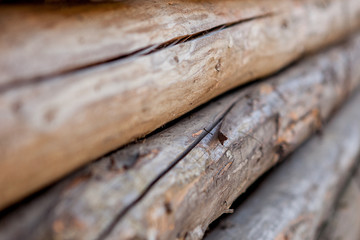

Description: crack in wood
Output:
[0,12,275,93]
[94,96,243,240]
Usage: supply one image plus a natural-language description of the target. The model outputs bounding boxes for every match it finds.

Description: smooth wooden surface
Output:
[1,0,360,209]
[205,92,360,240]
[1,35,360,240]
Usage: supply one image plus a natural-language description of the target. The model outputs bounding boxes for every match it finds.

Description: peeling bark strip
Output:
[1,0,360,209]
[205,93,360,240]
[1,35,360,240]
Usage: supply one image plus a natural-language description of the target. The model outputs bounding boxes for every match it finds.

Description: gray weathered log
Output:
[318,174,360,240]
[1,0,360,208]
[205,92,360,240]
[1,34,360,240]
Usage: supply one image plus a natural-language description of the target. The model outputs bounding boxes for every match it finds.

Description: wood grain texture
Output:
[1,0,360,209]
[0,0,279,85]
[205,92,360,240]
[1,0,358,85]
[1,35,360,239]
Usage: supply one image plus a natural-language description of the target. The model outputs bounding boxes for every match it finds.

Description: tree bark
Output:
[1,0,360,208]
[205,92,360,240]
[1,34,360,239]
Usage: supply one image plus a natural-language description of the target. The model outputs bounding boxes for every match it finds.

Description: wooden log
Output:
[1,34,360,240]
[1,0,359,85]
[318,175,360,240]
[1,0,360,208]
[0,0,284,84]
[205,92,360,240]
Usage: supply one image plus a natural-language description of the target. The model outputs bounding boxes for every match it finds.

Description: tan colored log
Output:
[1,0,358,86]
[0,0,281,85]
[1,34,360,240]
[205,93,360,240]
[1,0,360,209]
[318,176,360,240]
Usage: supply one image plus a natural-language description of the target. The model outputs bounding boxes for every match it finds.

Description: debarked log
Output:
[1,0,360,85]
[1,0,360,208]
[205,93,360,240]
[318,173,360,240]
[1,34,360,240]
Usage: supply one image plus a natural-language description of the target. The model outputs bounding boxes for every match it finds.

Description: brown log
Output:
[205,92,360,240]
[1,34,360,240]
[1,0,360,208]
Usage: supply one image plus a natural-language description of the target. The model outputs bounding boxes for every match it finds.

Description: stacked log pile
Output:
[205,92,360,240]
[0,0,360,240]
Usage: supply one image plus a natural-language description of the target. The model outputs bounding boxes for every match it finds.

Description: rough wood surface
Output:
[1,0,360,208]
[318,175,360,240]
[1,34,360,240]
[0,0,358,85]
[205,93,360,240]
[0,0,282,84]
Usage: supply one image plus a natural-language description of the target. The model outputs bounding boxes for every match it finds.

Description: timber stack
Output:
[0,0,360,239]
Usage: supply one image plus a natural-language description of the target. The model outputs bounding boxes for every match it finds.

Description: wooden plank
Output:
[1,34,360,239]
[1,0,360,208]
[205,93,360,240]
